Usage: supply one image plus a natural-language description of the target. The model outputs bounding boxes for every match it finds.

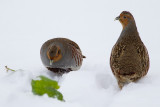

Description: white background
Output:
[0,0,160,107]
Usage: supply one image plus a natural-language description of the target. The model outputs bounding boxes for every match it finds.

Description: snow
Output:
[0,0,160,107]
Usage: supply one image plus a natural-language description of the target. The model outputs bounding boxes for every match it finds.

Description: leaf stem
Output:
[5,66,16,72]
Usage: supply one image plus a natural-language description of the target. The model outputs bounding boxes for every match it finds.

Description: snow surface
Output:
[0,0,160,107]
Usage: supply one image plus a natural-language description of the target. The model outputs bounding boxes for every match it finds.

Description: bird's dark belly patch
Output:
[47,67,72,75]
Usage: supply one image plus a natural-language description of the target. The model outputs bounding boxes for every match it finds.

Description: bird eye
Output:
[123,16,127,19]
[58,50,61,54]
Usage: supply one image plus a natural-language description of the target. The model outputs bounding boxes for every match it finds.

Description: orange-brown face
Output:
[47,45,62,65]
[115,11,134,28]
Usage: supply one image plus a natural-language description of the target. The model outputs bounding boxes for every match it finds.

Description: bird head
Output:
[115,11,135,29]
[47,45,62,65]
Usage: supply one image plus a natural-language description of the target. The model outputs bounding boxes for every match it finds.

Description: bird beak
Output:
[115,16,120,21]
[49,60,54,65]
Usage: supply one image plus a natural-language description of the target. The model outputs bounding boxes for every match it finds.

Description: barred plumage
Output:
[110,11,149,89]
[71,47,83,67]
[40,38,86,74]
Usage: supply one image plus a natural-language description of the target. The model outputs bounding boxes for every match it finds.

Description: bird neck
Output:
[123,20,137,34]
[118,20,140,43]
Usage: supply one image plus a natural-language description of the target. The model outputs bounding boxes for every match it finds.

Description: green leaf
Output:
[31,75,64,101]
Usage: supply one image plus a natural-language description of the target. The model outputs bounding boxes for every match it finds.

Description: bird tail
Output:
[83,55,86,58]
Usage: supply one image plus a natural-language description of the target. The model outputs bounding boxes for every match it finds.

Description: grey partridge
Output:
[40,38,86,74]
[110,11,150,89]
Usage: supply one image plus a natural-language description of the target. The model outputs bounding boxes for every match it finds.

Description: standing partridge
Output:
[40,38,86,74]
[110,11,150,89]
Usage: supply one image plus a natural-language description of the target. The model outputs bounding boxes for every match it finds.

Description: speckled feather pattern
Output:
[110,12,150,89]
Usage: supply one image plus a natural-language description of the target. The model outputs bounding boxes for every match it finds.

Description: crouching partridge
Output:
[110,11,150,89]
[40,38,86,74]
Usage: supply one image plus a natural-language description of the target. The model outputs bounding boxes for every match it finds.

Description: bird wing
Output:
[136,43,150,76]
[65,39,86,58]
[110,42,149,78]
[110,43,126,75]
